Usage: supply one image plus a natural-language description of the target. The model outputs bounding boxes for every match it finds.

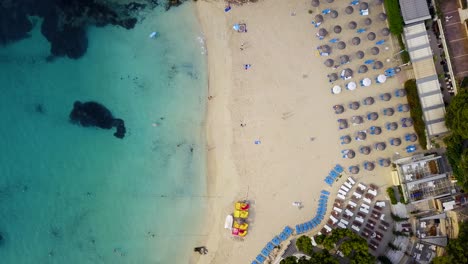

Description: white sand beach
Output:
[194,0,415,263]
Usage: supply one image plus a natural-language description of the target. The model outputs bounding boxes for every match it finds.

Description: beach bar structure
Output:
[398,0,431,25]
[403,22,449,139]
[393,154,453,204]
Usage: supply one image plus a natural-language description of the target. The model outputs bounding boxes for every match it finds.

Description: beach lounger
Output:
[338,222,347,228]
[338,189,347,196]
[272,236,281,246]
[358,183,366,190]
[359,207,369,214]
[347,176,356,185]
[355,216,364,223]
[337,194,346,200]
[361,203,370,210]
[279,232,287,241]
[340,185,350,192]
[344,181,352,189]
[352,192,362,199]
[330,170,338,179]
[340,219,349,226]
[333,206,343,213]
[284,226,292,236]
[348,201,357,208]
[368,189,377,196]
[295,225,301,234]
[330,215,338,224]
[334,164,344,173]
[261,248,270,257]
[251,260,259,264]
[320,194,328,200]
[321,190,330,196]
[345,209,354,217]
[363,197,371,204]
[352,225,360,232]
[256,254,266,263]
[324,225,332,232]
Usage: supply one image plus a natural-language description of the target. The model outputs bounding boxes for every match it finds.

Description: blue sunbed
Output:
[272,236,281,246]
[261,248,270,257]
[284,226,293,235]
[329,170,338,178]
[334,164,344,173]
[256,254,266,263]
[295,224,301,234]
[279,232,287,241]
[320,194,328,199]
[252,260,259,264]
[321,190,330,196]
[267,242,275,251]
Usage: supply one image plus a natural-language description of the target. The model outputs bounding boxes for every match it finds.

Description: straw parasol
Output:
[342,135,352,144]
[326,0,334,3]
[359,65,368,73]
[383,107,395,116]
[330,10,338,18]
[360,2,369,10]
[329,73,338,81]
[367,32,376,41]
[349,165,360,174]
[337,41,346,49]
[398,104,410,112]
[364,161,375,171]
[321,44,332,53]
[380,93,391,101]
[395,88,406,97]
[363,96,375,105]
[374,142,386,151]
[345,6,354,14]
[364,18,372,25]
[334,104,345,114]
[370,46,380,55]
[407,133,417,142]
[348,21,357,29]
[381,27,390,36]
[356,50,365,59]
[352,37,361,45]
[390,137,402,146]
[386,122,398,131]
[340,55,350,64]
[338,119,348,129]
[343,68,353,77]
[370,126,382,135]
[367,112,379,121]
[352,115,364,124]
[325,59,334,67]
[312,0,320,7]
[360,146,371,155]
[379,158,391,167]
[402,118,414,127]
[334,25,342,34]
[315,14,324,23]
[378,13,387,21]
[349,101,360,110]
[374,61,383,69]
[356,131,367,140]
[319,28,328,37]
[345,149,356,159]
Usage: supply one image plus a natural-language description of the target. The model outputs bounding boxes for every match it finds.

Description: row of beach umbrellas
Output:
[338,118,412,131]
[348,159,389,173]
[312,0,384,8]
[340,132,417,145]
[342,101,410,112]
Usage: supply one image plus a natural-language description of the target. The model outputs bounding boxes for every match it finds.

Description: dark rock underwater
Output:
[0,0,186,59]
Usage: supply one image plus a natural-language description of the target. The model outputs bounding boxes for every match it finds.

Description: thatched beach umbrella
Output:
[360,146,371,155]
[334,25,342,34]
[329,73,338,81]
[401,118,414,127]
[342,135,352,144]
[325,59,334,67]
[319,28,328,37]
[379,158,391,167]
[349,165,360,174]
[374,61,383,69]
[383,107,395,116]
[363,96,375,105]
[386,122,398,131]
[321,45,332,53]
[315,14,324,23]
[364,161,375,171]
[356,131,367,140]
[345,149,356,159]
[395,88,406,97]
[370,126,382,135]
[360,2,369,10]
[337,41,346,50]
[367,112,379,121]
[381,27,390,36]
[331,10,339,18]
[364,18,372,26]
[397,104,410,112]
[345,6,354,14]
[406,133,417,142]
[371,47,380,55]
[358,65,368,73]
[326,0,334,3]
[334,104,345,114]
[338,119,348,129]
[356,50,365,59]
[348,21,357,29]
[343,68,353,78]
[390,137,402,146]
[380,93,391,101]
[312,0,320,7]
[378,13,388,21]
[352,37,361,45]
[374,142,387,151]
[340,55,350,64]
[352,115,364,124]
[349,101,360,110]
[367,32,376,41]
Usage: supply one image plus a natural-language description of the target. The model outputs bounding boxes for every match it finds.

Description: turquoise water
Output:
[0,4,207,264]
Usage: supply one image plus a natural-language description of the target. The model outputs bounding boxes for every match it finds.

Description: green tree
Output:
[309,249,339,264]
[280,256,298,264]
[433,221,468,264]
[296,235,313,255]
[315,234,325,245]
[445,91,468,137]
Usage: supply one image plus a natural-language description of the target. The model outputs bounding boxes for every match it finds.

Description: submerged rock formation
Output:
[70,101,126,139]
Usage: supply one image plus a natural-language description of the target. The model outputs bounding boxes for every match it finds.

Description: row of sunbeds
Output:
[324,164,344,186]
[295,189,331,235]
[252,226,293,264]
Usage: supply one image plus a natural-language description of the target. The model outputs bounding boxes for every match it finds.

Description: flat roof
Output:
[399,0,431,24]
[403,23,449,137]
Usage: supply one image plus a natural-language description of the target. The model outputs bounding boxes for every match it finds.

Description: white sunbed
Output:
[375,201,386,208]
[348,200,357,208]
[352,192,362,199]
[340,185,350,192]
[352,225,360,232]
[368,189,377,196]
[363,197,371,204]
[344,182,353,189]
[324,225,332,232]
[340,219,349,226]
[338,222,347,229]
[355,216,364,223]
[347,176,356,185]
[338,189,347,196]
[333,207,343,213]
[361,203,370,210]
[358,183,367,190]
[330,215,338,224]
[345,209,354,217]
[359,207,369,214]
[380,214,385,220]
[337,194,346,200]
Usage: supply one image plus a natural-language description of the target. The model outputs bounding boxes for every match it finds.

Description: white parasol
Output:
[332,85,342,94]
[377,74,386,83]
[362,78,371,87]
[347,82,357,90]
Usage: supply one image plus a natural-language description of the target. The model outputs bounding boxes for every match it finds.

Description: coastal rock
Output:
[0,2,33,45]
[70,101,126,139]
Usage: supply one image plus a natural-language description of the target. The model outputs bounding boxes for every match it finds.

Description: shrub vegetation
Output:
[404,79,427,149]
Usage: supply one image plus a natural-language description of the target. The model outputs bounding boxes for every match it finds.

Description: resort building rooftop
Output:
[399,0,431,25]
